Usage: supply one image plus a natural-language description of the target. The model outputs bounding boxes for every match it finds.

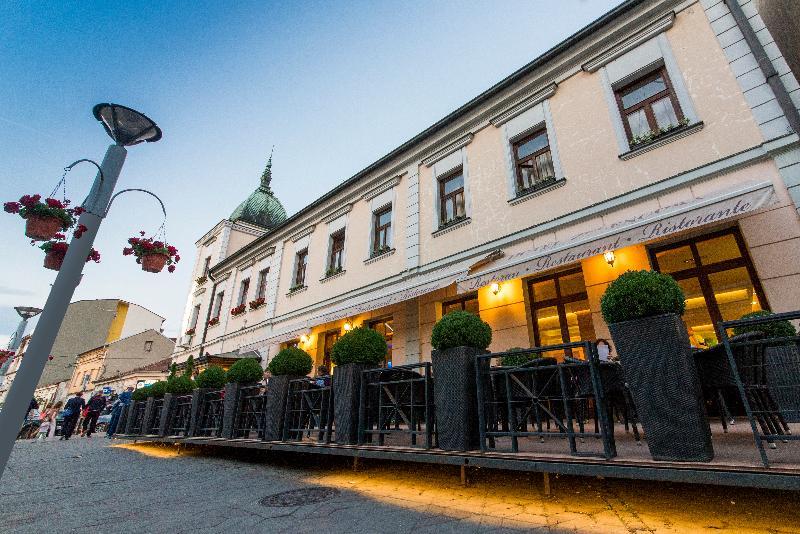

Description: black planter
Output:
[609,313,713,462]
[333,363,372,445]
[158,393,174,437]
[187,388,210,437]
[432,346,487,451]
[264,375,302,441]
[221,382,243,439]
[141,397,156,435]
[123,402,138,435]
[765,344,800,423]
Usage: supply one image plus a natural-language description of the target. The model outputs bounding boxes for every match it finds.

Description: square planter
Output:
[123,402,138,435]
[609,313,713,462]
[221,382,244,439]
[158,393,175,437]
[187,388,210,437]
[333,363,372,445]
[264,375,302,441]
[765,344,800,423]
[432,346,487,451]
[141,397,156,435]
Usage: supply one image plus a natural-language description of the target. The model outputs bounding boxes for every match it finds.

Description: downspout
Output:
[725,0,800,134]
[198,278,220,359]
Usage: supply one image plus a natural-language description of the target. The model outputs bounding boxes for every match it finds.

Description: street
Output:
[1,437,799,533]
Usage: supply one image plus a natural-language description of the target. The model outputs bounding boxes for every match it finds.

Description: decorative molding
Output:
[364,248,396,265]
[619,122,704,160]
[508,178,568,206]
[202,235,217,247]
[214,272,231,282]
[319,270,346,283]
[490,83,558,127]
[582,12,675,73]
[254,247,275,263]
[432,217,472,238]
[290,225,315,242]
[363,175,402,201]
[286,286,308,297]
[236,259,255,270]
[321,204,352,224]
[422,134,474,167]
[192,287,207,297]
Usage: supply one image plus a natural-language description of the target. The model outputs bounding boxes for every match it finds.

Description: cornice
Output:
[321,204,352,224]
[581,11,675,72]
[290,225,315,242]
[363,175,403,201]
[490,83,558,127]
[422,134,474,167]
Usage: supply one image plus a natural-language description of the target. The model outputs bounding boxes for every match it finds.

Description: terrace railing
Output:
[129,401,146,435]
[233,384,268,439]
[196,389,225,438]
[358,362,435,449]
[167,394,193,437]
[283,376,334,443]
[476,341,616,459]
[147,398,164,435]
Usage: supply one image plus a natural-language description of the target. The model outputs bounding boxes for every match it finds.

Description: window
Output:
[190,304,201,330]
[212,291,224,318]
[438,169,466,226]
[282,339,300,350]
[372,206,392,254]
[328,230,345,273]
[323,330,340,368]
[293,249,308,288]
[512,129,555,194]
[649,228,766,346]
[237,278,250,307]
[255,268,269,300]
[144,341,153,352]
[527,267,596,359]
[442,293,479,316]
[202,256,211,276]
[369,317,394,367]
[615,67,684,143]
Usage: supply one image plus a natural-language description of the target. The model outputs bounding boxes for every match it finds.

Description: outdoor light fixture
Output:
[93,103,162,146]
[604,250,616,267]
[300,334,309,344]
[343,320,353,332]
[491,282,501,295]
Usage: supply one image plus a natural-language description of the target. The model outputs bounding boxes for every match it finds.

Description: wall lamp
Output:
[343,320,353,332]
[300,334,310,344]
[604,250,616,267]
[490,282,501,295]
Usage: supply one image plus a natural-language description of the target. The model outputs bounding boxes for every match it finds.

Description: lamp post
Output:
[0,104,161,478]
[0,307,42,386]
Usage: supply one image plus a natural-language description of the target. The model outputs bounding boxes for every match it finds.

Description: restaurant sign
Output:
[458,182,776,292]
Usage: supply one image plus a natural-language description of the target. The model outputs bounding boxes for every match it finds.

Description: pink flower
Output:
[122,247,133,256]
[168,264,176,273]
[3,202,20,214]
[174,255,181,262]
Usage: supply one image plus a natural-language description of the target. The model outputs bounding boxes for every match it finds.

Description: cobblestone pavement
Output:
[1,438,799,533]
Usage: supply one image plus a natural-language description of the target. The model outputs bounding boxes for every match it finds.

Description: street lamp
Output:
[0,104,161,478]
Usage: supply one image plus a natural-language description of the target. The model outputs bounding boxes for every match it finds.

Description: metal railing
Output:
[233,384,268,439]
[283,376,333,443]
[358,363,435,449]
[129,401,146,435]
[476,341,616,459]
[196,389,224,437]
[147,399,164,435]
[168,394,193,436]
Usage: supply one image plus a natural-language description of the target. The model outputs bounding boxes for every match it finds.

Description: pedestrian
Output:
[60,392,85,440]
[106,387,133,438]
[82,392,106,438]
[37,410,53,441]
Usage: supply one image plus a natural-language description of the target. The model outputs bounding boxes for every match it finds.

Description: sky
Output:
[0,0,620,340]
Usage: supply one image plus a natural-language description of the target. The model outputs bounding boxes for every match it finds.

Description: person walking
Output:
[82,392,106,438]
[60,392,85,440]
[36,410,53,441]
[106,387,133,438]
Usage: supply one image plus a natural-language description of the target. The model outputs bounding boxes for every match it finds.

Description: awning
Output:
[457,181,777,292]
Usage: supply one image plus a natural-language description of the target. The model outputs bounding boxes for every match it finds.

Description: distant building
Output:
[92,357,172,395]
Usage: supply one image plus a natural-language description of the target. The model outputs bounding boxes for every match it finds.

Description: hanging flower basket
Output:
[39,235,100,272]
[43,249,66,271]
[26,214,64,241]
[5,195,84,241]
[124,232,180,274]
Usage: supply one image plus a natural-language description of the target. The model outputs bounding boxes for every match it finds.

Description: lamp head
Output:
[93,103,162,146]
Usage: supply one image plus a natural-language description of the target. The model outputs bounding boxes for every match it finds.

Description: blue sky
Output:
[0,0,619,341]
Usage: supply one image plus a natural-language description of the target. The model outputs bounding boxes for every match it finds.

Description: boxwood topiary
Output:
[501,347,541,367]
[733,310,797,339]
[166,375,195,395]
[147,380,168,398]
[431,310,492,351]
[268,347,313,376]
[600,270,685,325]
[195,365,226,389]
[225,358,263,384]
[331,327,387,366]
[131,386,149,402]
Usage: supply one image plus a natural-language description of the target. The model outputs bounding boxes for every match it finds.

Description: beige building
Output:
[93,357,171,395]
[171,0,800,372]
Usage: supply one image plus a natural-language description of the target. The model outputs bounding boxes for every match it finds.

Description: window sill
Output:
[619,121,704,161]
[286,285,308,297]
[231,311,246,318]
[433,217,471,238]
[509,178,567,206]
[319,270,346,283]
[364,248,395,265]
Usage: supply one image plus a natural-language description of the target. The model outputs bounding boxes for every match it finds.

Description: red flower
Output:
[45,198,64,209]
[168,264,176,273]
[86,248,101,263]
[3,202,20,214]
[139,231,146,236]
[48,355,53,361]
[73,224,88,239]
[53,233,65,240]
[72,206,85,216]
[122,247,133,256]
[167,245,177,255]
[19,194,41,208]
[174,255,180,262]
[153,241,163,248]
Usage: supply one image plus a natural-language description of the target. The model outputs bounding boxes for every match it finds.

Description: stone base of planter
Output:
[432,346,487,451]
[609,313,713,462]
[334,363,372,445]
[264,375,301,441]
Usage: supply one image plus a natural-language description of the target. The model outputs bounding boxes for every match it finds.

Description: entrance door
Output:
[322,330,340,370]
[649,227,766,346]
[527,267,596,358]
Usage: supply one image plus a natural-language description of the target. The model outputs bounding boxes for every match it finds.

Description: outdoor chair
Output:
[361,367,430,446]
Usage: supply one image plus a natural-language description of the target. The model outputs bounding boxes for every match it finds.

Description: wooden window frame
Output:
[255,268,269,300]
[438,168,466,227]
[442,293,479,315]
[614,66,684,142]
[526,267,590,349]
[512,128,555,194]
[372,205,392,254]
[647,227,768,338]
[212,291,224,319]
[202,256,212,276]
[328,230,346,272]
[237,278,250,307]
[294,249,308,287]
[322,329,340,368]
[368,316,394,366]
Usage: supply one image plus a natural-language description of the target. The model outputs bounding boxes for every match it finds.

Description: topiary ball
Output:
[225,358,263,384]
[131,387,148,402]
[733,310,797,339]
[600,270,685,325]
[331,327,387,366]
[431,310,492,351]
[501,347,540,367]
[268,347,313,376]
[195,365,226,389]
[147,381,168,398]
[166,375,195,395]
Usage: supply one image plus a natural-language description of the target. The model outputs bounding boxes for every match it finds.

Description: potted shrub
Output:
[4,194,84,241]
[734,310,800,422]
[264,347,313,441]
[123,231,180,273]
[331,327,387,444]
[39,234,101,271]
[189,364,225,436]
[166,375,195,396]
[601,270,712,462]
[430,310,492,451]
[195,365,226,389]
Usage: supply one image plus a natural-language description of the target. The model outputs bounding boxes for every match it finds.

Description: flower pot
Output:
[609,313,713,462]
[432,346,487,451]
[25,215,62,241]
[264,374,302,441]
[333,362,373,444]
[141,253,168,273]
[43,250,65,271]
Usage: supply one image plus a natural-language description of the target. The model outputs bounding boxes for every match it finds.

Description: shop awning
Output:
[457,181,777,293]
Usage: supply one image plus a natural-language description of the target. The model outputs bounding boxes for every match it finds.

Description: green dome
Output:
[230,156,287,230]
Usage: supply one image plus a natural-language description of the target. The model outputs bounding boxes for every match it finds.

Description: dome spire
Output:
[260,147,274,192]
[229,146,287,230]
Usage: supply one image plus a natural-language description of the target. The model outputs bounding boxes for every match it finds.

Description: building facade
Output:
[92,357,172,395]
[171,0,800,373]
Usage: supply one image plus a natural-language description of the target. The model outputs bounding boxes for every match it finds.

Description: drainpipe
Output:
[198,277,220,360]
[725,0,800,135]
